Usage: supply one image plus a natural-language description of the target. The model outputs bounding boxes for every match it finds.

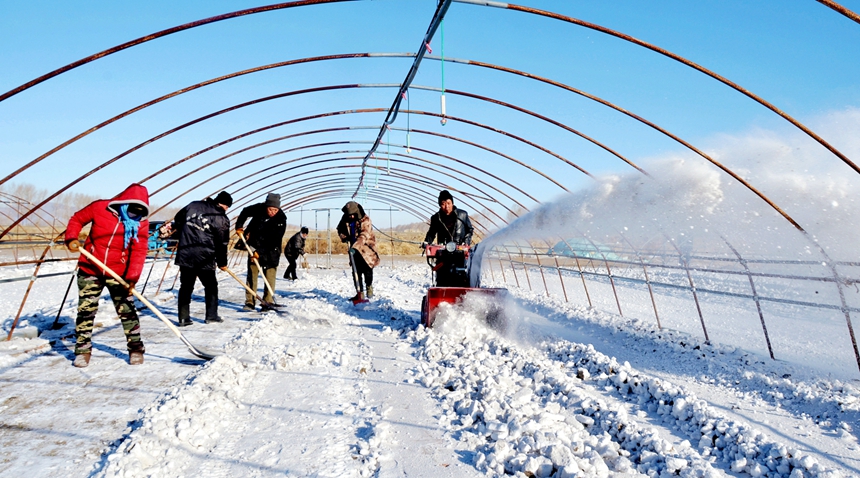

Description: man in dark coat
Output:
[172,191,232,326]
[337,201,379,301]
[424,190,474,246]
[283,226,308,280]
[65,183,150,367]
[235,193,287,311]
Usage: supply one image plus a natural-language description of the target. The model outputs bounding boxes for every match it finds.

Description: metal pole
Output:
[155,249,176,295]
[723,237,773,359]
[642,263,661,328]
[505,248,520,287]
[604,256,622,316]
[140,247,162,295]
[619,233,661,328]
[517,243,532,291]
[7,241,54,340]
[488,253,496,284]
[573,255,592,308]
[389,205,394,268]
[666,237,710,344]
[314,210,319,269]
[532,244,550,297]
[167,266,180,291]
[497,254,507,285]
[553,254,568,302]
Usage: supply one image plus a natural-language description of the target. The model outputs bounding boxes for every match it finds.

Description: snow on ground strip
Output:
[1,259,858,477]
[97,293,386,478]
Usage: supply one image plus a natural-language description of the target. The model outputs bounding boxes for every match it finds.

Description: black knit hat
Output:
[214,191,233,208]
[438,189,454,205]
[264,192,280,208]
[300,226,309,234]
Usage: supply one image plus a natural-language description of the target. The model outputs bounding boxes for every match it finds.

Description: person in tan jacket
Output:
[336,201,379,301]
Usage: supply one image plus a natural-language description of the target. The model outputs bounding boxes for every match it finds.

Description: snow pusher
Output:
[420,242,507,328]
[77,248,219,360]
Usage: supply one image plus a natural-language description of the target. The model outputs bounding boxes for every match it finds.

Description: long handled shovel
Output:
[237,233,281,307]
[221,266,280,311]
[77,248,219,360]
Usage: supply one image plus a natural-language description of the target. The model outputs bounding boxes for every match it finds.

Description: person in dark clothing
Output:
[65,183,150,368]
[423,189,474,246]
[283,226,308,280]
[235,193,287,311]
[171,191,232,326]
[336,201,380,301]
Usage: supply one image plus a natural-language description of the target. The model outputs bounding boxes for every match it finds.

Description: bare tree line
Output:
[0,182,181,229]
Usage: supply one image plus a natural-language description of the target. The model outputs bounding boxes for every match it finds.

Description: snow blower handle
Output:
[77,248,218,360]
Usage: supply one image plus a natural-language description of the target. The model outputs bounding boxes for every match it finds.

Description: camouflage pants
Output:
[246,259,277,306]
[75,273,145,356]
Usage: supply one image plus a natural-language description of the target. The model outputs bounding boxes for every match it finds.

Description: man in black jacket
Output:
[423,190,474,246]
[283,226,308,280]
[235,193,287,311]
[173,191,232,326]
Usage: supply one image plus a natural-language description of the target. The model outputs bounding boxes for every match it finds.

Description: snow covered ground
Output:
[1,255,859,477]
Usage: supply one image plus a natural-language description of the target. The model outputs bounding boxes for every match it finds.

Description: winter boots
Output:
[349,292,365,303]
[178,318,193,327]
[73,353,91,368]
[366,286,374,298]
[73,352,143,367]
[205,316,223,324]
[129,352,144,365]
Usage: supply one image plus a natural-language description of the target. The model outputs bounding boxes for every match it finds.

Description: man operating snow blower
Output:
[422,190,474,287]
[337,201,379,303]
[65,183,150,368]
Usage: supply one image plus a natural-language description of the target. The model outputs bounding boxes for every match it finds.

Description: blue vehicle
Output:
[148,221,177,254]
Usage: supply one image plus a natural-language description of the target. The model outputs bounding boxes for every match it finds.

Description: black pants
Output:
[178,267,219,322]
[285,254,298,280]
[349,248,373,290]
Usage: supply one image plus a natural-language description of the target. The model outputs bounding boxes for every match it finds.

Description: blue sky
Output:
[1,0,859,227]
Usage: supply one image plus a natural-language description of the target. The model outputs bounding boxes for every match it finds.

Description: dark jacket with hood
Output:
[236,203,287,267]
[65,183,150,282]
[284,231,306,258]
[174,198,230,270]
[424,207,474,245]
[336,201,380,268]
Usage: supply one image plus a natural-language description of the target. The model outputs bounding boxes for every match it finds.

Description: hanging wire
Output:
[406,89,412,153]
[374,153,379,188]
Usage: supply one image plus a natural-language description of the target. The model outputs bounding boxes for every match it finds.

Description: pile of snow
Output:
[405,295,841,477]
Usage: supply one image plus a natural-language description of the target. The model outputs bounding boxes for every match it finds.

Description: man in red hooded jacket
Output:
[65,183,150,368]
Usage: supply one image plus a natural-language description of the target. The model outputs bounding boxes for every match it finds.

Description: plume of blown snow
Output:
[472,108,860,284]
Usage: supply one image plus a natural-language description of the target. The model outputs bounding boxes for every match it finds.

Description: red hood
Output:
[107,183,150,219]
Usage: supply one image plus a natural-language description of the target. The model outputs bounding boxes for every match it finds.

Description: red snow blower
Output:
[420,243,507,328]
